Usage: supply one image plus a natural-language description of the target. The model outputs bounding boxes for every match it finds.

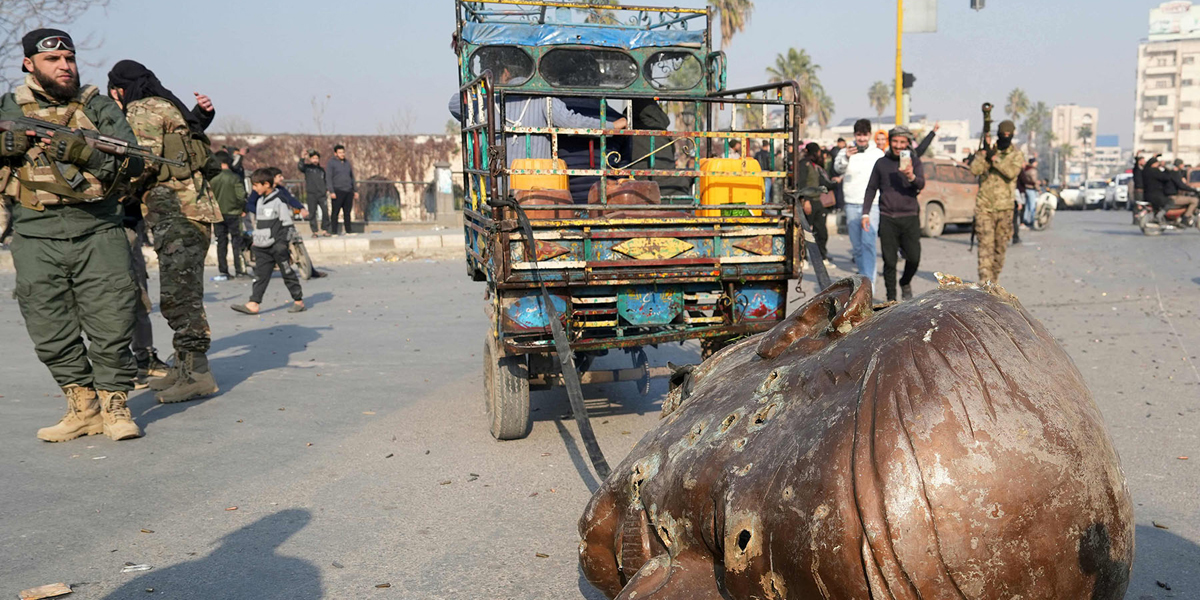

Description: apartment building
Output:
[1134,1,1200,164]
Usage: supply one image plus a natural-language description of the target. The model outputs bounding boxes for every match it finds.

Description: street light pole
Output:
[896,0,905,126]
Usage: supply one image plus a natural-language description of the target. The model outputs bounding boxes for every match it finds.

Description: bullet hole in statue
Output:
[720,413,738,432]
[737,529,752,552]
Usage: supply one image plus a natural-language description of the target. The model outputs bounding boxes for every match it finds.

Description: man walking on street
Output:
[834,118,884,296]
[298,150,329,236]
[970,120,1025,283]
[326,144,357,235]
[863,126,925,302]
[108,60,222,404]
[1131,154,1145,222]
[1,29,144,441]
[211,151,247,280]
[1019,158,1040,227]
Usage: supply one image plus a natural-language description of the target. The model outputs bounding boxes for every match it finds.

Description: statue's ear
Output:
[756,276,874,360]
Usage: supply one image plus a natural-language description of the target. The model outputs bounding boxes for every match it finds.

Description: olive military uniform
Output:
[970,144,1025,283]
[0,75,140,394]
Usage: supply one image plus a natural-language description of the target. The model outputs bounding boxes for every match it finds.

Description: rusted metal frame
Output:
[503,322,773,354]
[494,272,783,290]
[496,216,781,228]
[589,258,718,268]
[471,0,708,16]
[507,168,789,177]
[507,127,791,138]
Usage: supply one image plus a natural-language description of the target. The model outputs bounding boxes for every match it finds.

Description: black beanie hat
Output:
[21,29,73,73]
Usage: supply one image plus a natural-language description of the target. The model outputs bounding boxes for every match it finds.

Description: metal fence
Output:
[279,175,464,222]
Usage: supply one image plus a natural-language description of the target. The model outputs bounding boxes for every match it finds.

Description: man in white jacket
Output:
[834,118,883,296]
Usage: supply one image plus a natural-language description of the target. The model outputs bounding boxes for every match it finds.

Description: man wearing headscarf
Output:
[970,119,1025,283]
[107,59,222,404]
[0,29,144,441]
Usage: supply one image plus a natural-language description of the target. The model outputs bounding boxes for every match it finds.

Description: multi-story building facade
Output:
[1135,1,1200,164]
[1052,104,1099,184]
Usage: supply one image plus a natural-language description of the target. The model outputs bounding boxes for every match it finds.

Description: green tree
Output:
[445,119,460,136]
[1021,100,1052,156]
[765,48,830,130]
[868,81,892,117]
[710,0,754,51]
[1076,124,1094,144]
[1005,88,1030,122]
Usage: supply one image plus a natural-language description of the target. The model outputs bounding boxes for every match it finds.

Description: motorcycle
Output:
[1138,197,1200,236]
[1031,191,1056,231]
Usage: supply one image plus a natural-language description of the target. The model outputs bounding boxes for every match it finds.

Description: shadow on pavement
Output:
[1130,524,1200,596]
[130,324,327,428]
[102,509,321,600]
[553,419,601,494]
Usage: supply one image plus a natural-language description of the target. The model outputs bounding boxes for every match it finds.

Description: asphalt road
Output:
[1,209,1197,599]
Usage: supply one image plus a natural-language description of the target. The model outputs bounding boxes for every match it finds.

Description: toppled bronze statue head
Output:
[579,275,1133,600]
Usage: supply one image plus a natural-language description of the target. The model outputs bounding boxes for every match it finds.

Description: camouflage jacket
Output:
[970,145,1025,213]
[125,97,221,225]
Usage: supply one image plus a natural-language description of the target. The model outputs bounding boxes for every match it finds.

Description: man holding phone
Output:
[863,126,925,302]
[833,118,884,296]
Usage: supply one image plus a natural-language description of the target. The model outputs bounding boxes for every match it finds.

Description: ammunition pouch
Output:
[160,132,221,182]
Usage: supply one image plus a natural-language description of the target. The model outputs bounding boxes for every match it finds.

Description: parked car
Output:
[919,158,978,237]
[1106,174,1131,210]
[1082,180,1107,209]
[1056,185,1085,210]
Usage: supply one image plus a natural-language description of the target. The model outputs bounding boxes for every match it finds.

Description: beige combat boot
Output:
[148,354,181,391]
[98,390,143,441]
[156,352,219,404]
[37,385,104,442]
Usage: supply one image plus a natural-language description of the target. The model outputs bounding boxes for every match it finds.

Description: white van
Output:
[1106,173,1132,210]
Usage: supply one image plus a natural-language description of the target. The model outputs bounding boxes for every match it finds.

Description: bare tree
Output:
[376,105,416,136]
[1,0,110,88]
[311,94,333,135]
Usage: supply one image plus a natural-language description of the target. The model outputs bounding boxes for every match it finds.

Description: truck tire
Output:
[921,202,945,238]
[484,336,531,440]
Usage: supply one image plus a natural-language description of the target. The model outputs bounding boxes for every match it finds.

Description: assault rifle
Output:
[969,102,994,252]
[0,115,186,167]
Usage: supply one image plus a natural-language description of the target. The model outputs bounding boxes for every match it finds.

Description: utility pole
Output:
[896,0,905,126]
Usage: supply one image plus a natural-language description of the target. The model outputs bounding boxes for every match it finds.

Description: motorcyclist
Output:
[1166,158,1199,224]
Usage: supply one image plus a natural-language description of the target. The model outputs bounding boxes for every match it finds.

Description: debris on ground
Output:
[332,561,344,569]
[121,563,153,573]
[18,583,72,600]
[375,583,391,588]
[1152,521,1169,529]
[535,553,549,558]
[139,529,153,534]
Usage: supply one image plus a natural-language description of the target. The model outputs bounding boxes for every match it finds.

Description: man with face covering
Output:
[107,60,222,405]
[970,119,1025,283]
[0,29,145,441]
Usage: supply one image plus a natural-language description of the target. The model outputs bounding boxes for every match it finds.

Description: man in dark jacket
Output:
[863,126,926,302]
[326,144,356,235]
[297,150,329,236]
[1168,158,1199,221]
[210,151,248,281]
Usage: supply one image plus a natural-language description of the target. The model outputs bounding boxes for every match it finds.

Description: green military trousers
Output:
[11,226,138,392]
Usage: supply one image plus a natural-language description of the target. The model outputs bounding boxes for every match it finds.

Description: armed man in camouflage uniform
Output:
[107,60,222,404]
[0,30,144,441]
[969,120,1025,283]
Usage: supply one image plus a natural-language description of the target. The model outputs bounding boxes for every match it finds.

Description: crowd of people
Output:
[0,29,342,442]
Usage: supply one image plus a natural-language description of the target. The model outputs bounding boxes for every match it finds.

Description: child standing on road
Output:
[232,168,307,315]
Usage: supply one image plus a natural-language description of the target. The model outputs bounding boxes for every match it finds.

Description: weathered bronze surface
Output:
[579,275,1134,600]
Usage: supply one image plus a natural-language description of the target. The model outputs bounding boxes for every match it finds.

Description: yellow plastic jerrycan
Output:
[511,158,568,191]
[698,157,764,217]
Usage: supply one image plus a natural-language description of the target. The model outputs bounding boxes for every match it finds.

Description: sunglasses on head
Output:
[36,36,74,52]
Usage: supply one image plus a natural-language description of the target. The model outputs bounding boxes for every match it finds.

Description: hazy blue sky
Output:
[11,0,1165,145]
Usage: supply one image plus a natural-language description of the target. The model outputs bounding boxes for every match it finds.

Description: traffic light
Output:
[902,72,916,90]
[971,0,985,10]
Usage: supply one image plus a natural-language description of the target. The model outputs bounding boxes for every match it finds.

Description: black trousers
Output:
[307,190,329,233]
[213,214,245,275]
[330,190,353,235]
[879,214,921,300]
[250,242,303,304]
[809,200,829,260]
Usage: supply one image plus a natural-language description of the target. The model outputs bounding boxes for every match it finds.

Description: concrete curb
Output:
[0,233,466,272]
